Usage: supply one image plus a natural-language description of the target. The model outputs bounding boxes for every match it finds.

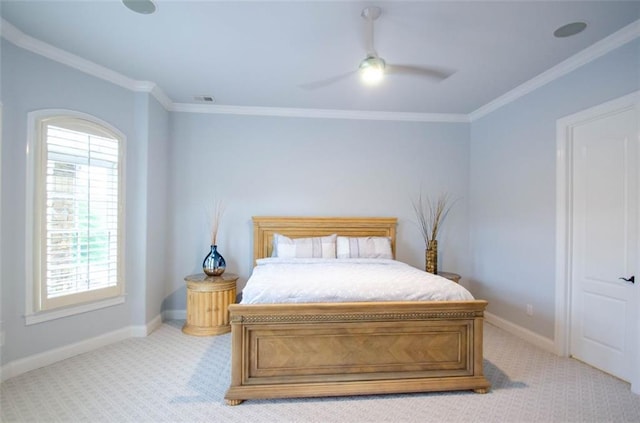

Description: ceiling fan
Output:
[300,6,454,90]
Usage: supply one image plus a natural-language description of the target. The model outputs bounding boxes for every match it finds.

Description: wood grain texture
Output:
[252,216,397,264]
[182,273,238,336]
[224,217,489,404]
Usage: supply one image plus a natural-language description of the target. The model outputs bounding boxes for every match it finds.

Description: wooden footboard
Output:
[224,300,490,404]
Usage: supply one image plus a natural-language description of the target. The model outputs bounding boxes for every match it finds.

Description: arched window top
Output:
[31,109,126,142]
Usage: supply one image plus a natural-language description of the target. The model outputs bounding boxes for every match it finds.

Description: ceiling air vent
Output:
[195,95,216,103]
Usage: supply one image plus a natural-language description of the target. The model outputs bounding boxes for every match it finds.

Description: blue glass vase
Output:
[203,245,226,276]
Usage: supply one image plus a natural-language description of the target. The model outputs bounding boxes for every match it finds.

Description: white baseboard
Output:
[1,314,163,382]
[485,311,556,354]
[131,314,163,337]
[162,309,186,321]
[1,310,554,382]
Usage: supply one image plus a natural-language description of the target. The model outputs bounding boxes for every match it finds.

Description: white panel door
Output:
[570,105,638,382]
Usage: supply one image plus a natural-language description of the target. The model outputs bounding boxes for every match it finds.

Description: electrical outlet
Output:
[526,304,534,316]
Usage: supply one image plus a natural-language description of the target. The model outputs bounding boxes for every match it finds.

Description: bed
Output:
[224,217,490,405]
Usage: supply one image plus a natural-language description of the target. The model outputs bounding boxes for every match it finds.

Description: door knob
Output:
[619,276,635,284]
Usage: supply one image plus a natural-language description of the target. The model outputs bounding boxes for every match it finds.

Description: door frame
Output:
[555,90,640,393]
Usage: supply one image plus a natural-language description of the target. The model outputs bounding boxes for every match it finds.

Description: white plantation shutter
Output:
[36,117,124,311]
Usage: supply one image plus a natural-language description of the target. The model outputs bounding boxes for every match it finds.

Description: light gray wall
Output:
[1,35,471,362]
[145,95,170,322]
[128,93,150,327]
[0,40,166,363]
[3,22,636,365]
[163,113,471,310]
[469,39,640,339]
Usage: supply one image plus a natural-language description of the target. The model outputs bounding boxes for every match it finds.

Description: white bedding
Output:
[240,258,474,304]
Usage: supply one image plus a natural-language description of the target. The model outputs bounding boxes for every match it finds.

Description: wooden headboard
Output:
[252,216,397,263]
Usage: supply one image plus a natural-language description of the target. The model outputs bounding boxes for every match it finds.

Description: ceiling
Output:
[1,1,639,115]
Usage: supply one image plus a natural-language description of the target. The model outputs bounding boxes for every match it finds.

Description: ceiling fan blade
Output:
[298,70,357,90]
[386,64,455,81]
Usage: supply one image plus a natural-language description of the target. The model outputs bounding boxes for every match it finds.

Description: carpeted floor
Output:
[1,321,639,422]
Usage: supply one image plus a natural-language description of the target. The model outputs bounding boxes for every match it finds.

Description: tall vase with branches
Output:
[412,193,455,274]
[202,201,226,276]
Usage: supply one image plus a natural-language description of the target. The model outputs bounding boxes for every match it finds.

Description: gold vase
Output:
[425,240,438,274]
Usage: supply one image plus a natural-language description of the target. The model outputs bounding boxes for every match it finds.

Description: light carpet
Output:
[1,321,639,422]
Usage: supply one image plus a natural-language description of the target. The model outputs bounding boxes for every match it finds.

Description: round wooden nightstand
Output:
[438,271,461,284]
[182,272,238,336]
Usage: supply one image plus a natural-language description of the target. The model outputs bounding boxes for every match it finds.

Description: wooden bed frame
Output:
[224,217,490,405]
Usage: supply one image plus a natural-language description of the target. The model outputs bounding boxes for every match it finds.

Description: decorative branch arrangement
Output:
[412,192,456,274]
[209,200,225,246]
[412,192,455,245]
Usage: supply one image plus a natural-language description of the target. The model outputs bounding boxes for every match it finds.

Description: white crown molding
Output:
[469,19,640,121]
[2,16,638,122]
[131,80,172,110]
[0,17,466,123]
[0,19,171,109]
[1,19,137,91]
[149,84,173,110]
[171,103,469,123]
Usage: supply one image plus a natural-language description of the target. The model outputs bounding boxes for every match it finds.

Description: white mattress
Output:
[240,258,474,304]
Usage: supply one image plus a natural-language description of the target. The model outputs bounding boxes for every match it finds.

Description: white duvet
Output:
[240,258,474,304]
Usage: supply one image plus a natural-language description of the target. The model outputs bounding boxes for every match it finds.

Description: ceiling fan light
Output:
[359,57,385,85]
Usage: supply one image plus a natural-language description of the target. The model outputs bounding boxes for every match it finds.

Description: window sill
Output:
[25,296,126,325]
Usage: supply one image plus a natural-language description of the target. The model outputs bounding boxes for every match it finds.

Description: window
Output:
[27,111,125,321]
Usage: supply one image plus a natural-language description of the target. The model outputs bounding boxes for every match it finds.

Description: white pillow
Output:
[336,236,393,259]
[273,233,337,258]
